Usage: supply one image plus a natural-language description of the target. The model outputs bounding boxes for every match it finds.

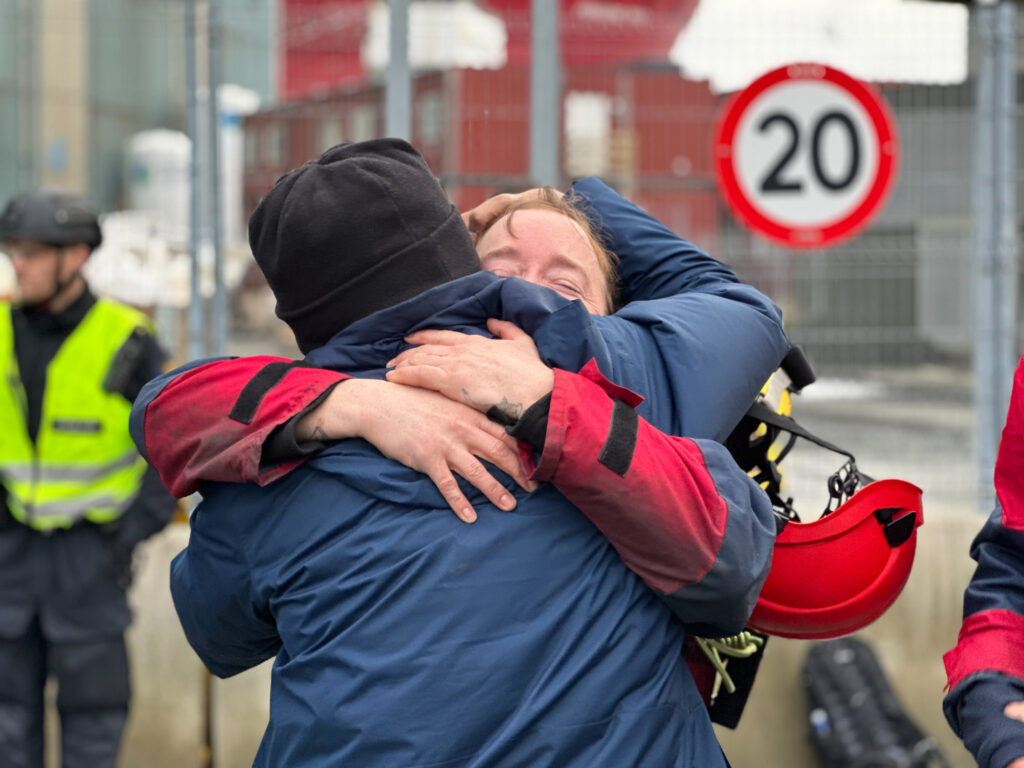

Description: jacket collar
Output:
[304,273,601,375]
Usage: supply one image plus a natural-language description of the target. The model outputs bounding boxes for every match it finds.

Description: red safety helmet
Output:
[748,478,923,640]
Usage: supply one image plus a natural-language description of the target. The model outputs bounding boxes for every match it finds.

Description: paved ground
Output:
[787,362,979,518]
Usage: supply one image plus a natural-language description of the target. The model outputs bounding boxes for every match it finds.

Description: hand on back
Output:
[386,319,554,424]
[299,378,536,524]
[461,188,554,245]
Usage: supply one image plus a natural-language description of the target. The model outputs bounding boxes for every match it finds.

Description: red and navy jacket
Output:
[943,356,1024,768]
[521,359,778,630]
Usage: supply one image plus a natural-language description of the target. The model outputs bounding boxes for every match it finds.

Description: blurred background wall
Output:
[2,1,1019,766]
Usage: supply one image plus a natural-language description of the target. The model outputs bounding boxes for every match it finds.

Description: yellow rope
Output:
[695,632,765,695]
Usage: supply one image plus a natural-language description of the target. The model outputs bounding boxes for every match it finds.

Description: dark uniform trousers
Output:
[0,522,133,768]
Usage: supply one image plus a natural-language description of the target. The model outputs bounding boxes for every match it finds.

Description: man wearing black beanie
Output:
[158,138,790,767]
[249,138,481,353]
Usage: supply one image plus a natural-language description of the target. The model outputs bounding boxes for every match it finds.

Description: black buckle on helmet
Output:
[873,507,917,548]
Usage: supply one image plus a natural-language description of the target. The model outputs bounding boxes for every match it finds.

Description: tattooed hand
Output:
[386,319,554,423]
[296,378,536,523]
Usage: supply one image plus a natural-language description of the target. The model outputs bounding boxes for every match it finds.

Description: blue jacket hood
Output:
[304,271,602,375]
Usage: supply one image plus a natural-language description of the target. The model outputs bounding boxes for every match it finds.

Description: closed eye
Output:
[480,251,521,280]
[550,281,582,296]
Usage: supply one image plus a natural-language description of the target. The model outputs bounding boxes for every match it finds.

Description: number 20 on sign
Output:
[713,63,898,249]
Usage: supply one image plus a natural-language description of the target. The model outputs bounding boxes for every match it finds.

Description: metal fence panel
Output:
[2,2,1020,767]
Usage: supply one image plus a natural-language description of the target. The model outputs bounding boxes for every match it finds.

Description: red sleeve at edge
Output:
[944,609,1024,692]
[144,357,348,496]
[995,357,1024,531]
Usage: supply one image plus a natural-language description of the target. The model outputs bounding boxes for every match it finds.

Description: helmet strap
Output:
[27,247,83,313]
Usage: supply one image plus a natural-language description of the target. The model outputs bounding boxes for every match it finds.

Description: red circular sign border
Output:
[713,63,899,249]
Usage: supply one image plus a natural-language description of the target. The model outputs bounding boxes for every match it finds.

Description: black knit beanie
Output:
[248,138,480,353]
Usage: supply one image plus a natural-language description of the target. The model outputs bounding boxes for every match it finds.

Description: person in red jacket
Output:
[944,356,1024,768]
[133,182,786,525]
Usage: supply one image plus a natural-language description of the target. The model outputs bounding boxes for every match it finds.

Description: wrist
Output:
[296,378,379,441]
[519,367,554,409]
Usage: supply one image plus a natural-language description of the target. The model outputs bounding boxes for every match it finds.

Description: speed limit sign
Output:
[713,63,898,249]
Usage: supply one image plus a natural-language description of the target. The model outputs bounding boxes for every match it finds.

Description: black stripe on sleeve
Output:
[228,361,312,425]
[598,399,639,477]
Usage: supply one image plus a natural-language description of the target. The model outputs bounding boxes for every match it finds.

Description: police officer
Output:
[0,190,176,768]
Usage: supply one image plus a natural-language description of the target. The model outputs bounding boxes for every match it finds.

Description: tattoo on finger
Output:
[461,387,486,410]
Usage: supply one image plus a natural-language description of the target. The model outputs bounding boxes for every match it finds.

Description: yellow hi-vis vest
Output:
[0,299,152,531]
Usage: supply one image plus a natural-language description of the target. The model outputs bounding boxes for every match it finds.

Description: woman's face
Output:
[475,208,611,315]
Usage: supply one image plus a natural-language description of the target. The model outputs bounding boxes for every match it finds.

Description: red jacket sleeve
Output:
[944,356,1024,693]
[942,357,1024,765]
[522,360,776,635]
[996,358,1024,533]
[143,357,349,497]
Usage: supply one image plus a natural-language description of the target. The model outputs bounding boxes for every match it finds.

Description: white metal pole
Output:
[186,0,203,361]
[386,0,411,140]
[530,0,560,186]
[207,0,226,357]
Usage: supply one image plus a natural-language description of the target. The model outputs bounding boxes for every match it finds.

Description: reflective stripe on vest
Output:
[0,299,152,530]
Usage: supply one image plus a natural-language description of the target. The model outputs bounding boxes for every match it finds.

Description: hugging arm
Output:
[521,363,773,635]
[539,177,790,441]
[943,357,1024,768]
[292,378,531,522]
[569,178,754,305]
[131,356,350,497]
[389,322,774,635]
[131,357,529,521]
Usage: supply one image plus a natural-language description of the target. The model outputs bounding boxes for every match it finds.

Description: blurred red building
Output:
[246,0,721,245]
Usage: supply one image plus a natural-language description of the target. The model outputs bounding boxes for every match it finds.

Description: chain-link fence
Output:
[2,2,1019,767]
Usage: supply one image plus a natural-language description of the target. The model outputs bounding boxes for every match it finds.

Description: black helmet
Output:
[0,190,102,250]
